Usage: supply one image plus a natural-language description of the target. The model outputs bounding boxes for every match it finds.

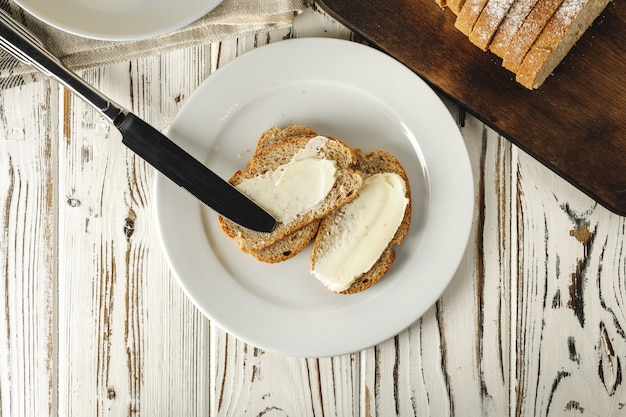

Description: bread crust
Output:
[255,124,318,154]
[252,221,320,263]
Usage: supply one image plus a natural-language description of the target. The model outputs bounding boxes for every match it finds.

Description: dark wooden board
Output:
[317,0,626,215]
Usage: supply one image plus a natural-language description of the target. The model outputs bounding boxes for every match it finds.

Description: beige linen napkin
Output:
[0,0,304,89]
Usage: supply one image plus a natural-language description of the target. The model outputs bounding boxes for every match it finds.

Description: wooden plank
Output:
[359,110,513,415]
[55,47,212,416]
[210,331,360,416]
[316,0,626,216]
[0,81,57,417]
[514,148,626,416]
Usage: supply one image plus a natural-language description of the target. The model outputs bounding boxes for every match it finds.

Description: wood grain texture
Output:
[514,149,626,416]
[0,80,58,417]
[55,47,213,416]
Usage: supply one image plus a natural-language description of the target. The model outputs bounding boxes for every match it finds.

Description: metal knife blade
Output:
[0,8,276,233]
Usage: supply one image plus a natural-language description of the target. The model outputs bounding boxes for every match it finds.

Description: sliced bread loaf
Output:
[255,124,318,154]
[502,0,566,71]
[439,0,611,88]
[218,134,363,253]
[310,149,412,294]
[516,0,611,88]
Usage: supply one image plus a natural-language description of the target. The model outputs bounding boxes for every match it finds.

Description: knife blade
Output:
[116,112,277,232]
[0,8,276,233]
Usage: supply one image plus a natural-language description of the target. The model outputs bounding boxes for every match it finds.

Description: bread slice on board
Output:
[469,0,517,50]
[489,0,541,57]
[502,0,566,71]
[516,0,611,88]
[251,125,322,263]
[456,0,491,35]
[439,0,612,88]
[448,0,467,15]
[310,149,412,295]
[218,134,363,253]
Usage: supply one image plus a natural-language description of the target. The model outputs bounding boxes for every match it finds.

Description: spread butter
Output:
[235,136,337,224]
[312,172,408,292]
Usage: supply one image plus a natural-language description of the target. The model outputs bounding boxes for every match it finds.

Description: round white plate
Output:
[14,0,223,41]
[155,38,474,357]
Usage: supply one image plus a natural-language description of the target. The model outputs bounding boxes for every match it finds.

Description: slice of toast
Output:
[310,149,412,294]
[251,125,322,263]
[502,0,566,72]
[516,0,610,88]
[218,134,363,253]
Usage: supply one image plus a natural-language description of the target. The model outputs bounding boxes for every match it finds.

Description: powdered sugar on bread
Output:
[439,0,611,88]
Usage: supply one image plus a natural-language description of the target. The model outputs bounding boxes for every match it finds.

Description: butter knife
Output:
[0,9,276,233]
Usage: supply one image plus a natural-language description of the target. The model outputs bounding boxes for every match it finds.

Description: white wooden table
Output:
[1,3,625,416]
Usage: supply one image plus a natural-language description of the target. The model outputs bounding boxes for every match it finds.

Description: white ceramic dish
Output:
[14,0,223,40]
[155,38,474,357]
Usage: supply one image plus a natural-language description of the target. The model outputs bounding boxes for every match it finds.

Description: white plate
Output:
[155,38,474,357]
[14,0,223,40]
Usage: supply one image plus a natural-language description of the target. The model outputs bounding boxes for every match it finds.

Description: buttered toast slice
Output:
[251,125,322,263]
[310,149,412,294]
[218,134,363,253]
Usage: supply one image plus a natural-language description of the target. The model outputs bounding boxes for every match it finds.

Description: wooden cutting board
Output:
[317,0,626,215]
